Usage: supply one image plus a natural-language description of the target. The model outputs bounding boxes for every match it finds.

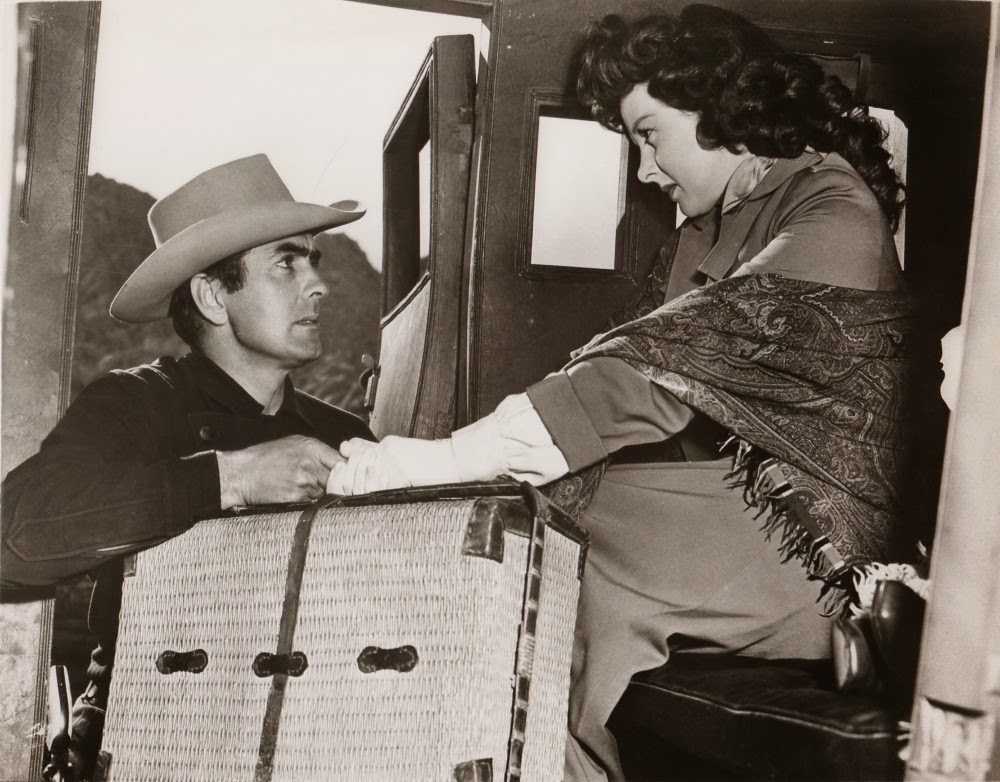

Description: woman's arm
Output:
[328,357,695,495]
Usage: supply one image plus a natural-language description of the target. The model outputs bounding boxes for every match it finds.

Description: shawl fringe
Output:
[723,436,853,614]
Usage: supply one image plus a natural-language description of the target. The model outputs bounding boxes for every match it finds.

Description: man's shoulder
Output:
[81,355,188,401]
[292,390,375,446]
[79,355,176,393]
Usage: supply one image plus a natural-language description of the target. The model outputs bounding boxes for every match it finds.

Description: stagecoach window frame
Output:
[515,88,659,282]
[382,51,433,316]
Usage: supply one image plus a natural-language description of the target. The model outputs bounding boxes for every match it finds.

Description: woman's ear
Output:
[189,274,228,327]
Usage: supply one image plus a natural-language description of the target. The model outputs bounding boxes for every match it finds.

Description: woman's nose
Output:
[637,147,660,184]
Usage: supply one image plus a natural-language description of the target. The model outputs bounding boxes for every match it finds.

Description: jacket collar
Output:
[742,150,823,203]
[183,351,303,420]
[697,151,824,281]
[722,155,775,214]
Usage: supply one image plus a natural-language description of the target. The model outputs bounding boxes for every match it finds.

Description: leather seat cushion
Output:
[608,654,904,781]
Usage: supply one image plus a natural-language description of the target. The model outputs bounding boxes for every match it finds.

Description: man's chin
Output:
[292,350,322,368]
[283,343,324,371]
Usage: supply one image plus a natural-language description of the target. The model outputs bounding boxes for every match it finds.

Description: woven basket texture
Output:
[103,513,297,782]
[101,498,581,781]
[271,500,527,780]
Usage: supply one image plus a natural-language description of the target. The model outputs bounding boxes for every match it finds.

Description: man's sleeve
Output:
[526,357,694,472]
[1,373,221,588]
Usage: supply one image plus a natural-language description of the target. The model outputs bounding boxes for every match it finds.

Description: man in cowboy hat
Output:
[1,154,374,779]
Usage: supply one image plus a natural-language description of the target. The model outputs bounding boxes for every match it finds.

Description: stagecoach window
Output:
[529,116,626,269]
[419,140,431,271]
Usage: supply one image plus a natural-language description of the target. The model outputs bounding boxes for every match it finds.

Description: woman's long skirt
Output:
[565,457,835,782]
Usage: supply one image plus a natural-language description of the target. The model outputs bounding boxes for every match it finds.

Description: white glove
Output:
[325,393,570,496]
[326,438,395,496]
[326,435,462,496]
[452,394,569,485]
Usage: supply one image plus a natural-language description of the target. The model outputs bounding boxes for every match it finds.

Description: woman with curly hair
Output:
[330,6,916,780]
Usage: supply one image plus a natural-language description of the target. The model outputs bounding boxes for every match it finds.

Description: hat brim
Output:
[110,199,365,322]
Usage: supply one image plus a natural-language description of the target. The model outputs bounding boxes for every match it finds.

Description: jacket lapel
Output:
[696,152,822,282]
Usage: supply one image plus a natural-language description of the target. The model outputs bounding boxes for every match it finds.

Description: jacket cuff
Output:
[172,451,222,524]
[526,373,608,472]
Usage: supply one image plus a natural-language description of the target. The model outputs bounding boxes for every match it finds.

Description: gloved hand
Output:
[326,394,570,496]
[326,438,399,495]
[326,435,468,496]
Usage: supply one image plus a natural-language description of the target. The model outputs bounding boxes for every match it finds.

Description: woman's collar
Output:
[744,150,825,203]
[722,155,775,213]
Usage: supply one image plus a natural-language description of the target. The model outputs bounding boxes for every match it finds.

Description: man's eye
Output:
[277,257,294,268]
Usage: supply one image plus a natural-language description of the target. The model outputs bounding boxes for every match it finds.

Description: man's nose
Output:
[305,266,329,298]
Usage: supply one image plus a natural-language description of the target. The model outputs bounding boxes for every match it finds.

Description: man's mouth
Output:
[295,317,319,327]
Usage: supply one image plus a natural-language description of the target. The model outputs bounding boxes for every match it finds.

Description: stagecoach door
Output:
[369,34,476,439]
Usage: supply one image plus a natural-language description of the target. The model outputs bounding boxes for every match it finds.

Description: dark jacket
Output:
[1,351,373,705]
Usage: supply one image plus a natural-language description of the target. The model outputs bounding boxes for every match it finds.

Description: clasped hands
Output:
[215,433,460,508]
[215,398,565,508]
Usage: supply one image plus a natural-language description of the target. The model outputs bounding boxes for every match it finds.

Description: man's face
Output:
[219,233,329,371]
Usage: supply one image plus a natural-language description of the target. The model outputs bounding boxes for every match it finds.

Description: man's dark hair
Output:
[168,249,248,347]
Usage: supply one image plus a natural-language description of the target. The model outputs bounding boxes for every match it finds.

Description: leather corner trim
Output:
[462,498,532,562]
[453,757,493,782]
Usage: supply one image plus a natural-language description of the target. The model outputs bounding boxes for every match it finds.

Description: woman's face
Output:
[620,83,749,218]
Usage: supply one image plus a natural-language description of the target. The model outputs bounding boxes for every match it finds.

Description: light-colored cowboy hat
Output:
[110,154,365,322]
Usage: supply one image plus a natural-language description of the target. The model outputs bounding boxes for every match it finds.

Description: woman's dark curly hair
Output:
[575,5,904,231]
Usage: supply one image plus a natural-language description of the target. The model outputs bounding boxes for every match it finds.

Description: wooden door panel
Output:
[373,34,476,439]
[1,3,101,777]
[370,275,431,437]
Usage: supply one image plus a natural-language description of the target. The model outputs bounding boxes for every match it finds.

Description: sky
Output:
[84,0,483,269]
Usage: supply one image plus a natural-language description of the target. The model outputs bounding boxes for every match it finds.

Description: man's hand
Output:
[216,435,344,508]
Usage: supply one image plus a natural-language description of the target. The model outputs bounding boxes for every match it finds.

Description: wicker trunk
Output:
[100,484,588,782]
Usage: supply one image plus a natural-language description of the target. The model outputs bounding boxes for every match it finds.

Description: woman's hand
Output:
[325,395,571,497]
[326,436,464,495]
[326,437,402,496]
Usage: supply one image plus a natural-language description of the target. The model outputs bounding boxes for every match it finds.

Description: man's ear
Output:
[189,274,228,326]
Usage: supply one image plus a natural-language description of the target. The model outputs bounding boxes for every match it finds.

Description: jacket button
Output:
[199,425,216,442]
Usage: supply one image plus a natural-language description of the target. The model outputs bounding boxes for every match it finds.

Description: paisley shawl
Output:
[554,273,918,594]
